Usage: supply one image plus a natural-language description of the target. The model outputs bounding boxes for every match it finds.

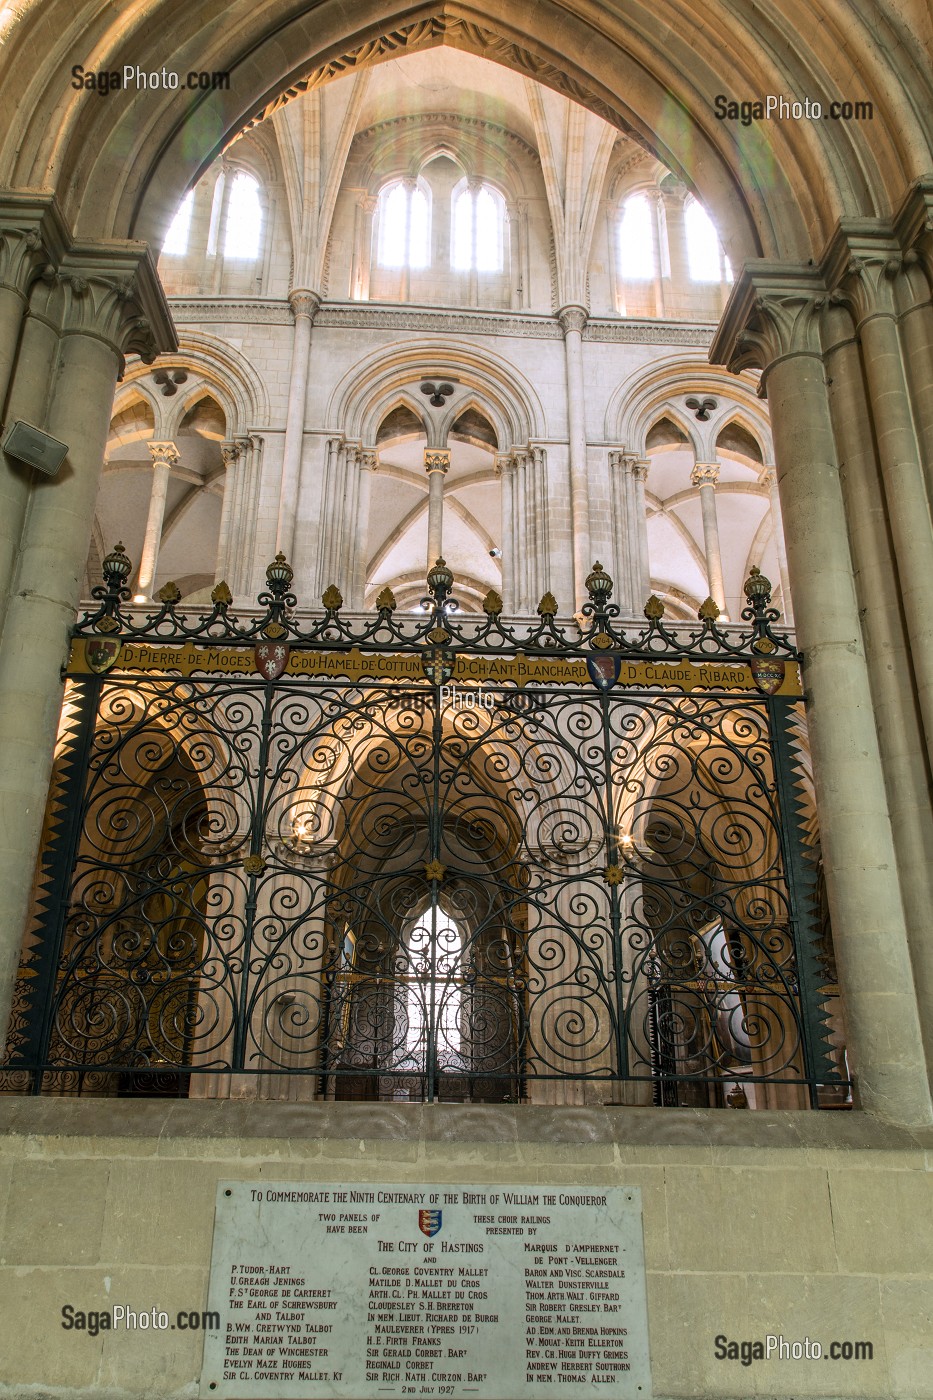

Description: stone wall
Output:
[0,1102,930,1400]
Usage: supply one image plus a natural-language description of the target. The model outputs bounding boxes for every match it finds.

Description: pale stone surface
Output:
[0,1104,929,1398]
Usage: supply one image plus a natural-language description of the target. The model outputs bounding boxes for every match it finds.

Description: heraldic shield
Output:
[421,646,456,686]
[586,654,622,691]
[418,1208,442,1238]
[255,641,290,681]
[86,638,122,675]
[750,654,785,696]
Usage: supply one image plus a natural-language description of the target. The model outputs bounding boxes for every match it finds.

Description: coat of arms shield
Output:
[255,642,290,681]
[85,638,122,675]
[586,654,622,692]
[749,655,785,696]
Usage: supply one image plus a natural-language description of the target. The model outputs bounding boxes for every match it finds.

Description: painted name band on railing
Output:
[67,639,802,695]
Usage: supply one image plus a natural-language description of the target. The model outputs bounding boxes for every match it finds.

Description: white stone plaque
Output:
[199,1182,652,1399]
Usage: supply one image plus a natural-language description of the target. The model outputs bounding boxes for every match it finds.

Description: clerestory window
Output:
[162,190,194,256]
[376,180,431,269]
[684,195,732,282]
[618,193,656,280]
[223,171,263,260]
[452,182,505,272]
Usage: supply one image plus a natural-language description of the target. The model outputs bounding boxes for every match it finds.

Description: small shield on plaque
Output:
[587,654,621,692]
[750,655,785,695]
[255,641,290,681]
[421,646,456,686]
[86,638,122,675]
[418,1208,442,1238]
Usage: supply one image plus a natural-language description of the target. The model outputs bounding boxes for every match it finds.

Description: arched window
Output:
[618,193,656,280]
[684,196,729,282]
[452,182,505,272]
[162,191,194,256]
[404,911,464,1067]
[223,171,263,260]
[376,181,430,269]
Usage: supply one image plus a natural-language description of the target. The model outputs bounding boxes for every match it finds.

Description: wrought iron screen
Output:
[2,552,844,1106]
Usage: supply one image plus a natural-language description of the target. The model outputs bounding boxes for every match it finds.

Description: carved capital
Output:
[359,449,378,471]
[557,303,588,336]
[835,249,901,325]
[149,440,180,471]
[220,440,241,468]
[761,467,777,489]
[424,448,451,475]
[691,462,720,488]
[0,193,69,296]
[710,265,826,381]
[608,449,640,475]
[631,459,650,484]
[288,288,322,321]
[493,452,514,477]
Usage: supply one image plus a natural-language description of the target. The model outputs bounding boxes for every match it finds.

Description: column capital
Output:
[424,448,451,475]
[631,459,650,483]
[359,449,378,472]
[358,192,379,215]
[691,462,720,488]
[822,226,904,324]
[148,440,180,470]
[29,243,176,367]
[557,303,588,336]
[288,288,322,321]
[220,440,240,468]
[709,264,826,381]
[607,450,644,478]
[493,452,515,477]
[761,466,777,488]
[893,177,933,291]
[0,194,69,297]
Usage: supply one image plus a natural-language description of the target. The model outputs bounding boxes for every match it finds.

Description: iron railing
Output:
[0,549,846,1106]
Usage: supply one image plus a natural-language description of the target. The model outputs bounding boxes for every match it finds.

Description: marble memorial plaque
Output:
[199,1182,651,1399]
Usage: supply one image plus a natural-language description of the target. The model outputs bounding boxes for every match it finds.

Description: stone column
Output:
[837,244,933,767]
[631,459,651,609]
[0,247,175,1050]
[558,304,591,606]
[214,440,240,584]
[351,195,377,302]
[135,441,179,599]
[608,450,635,613]
[823,301,933,1103]
[495,452,516,610]
[762,467,793,624]
[0,197,68,632]
[714,274,931,1125]
[275,288,320,560]
[690,462,729,618]
[353,450,377,608]
[424,448,450,570]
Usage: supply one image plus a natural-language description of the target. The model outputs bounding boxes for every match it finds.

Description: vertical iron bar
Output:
[600,687,629,1085]
[232,677,273,1073]
[17,677,101,1088]
[768,693,833,1104]
[426,675,443,1103]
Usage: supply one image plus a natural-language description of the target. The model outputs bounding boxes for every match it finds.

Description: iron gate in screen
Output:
[1,549,846,1108]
